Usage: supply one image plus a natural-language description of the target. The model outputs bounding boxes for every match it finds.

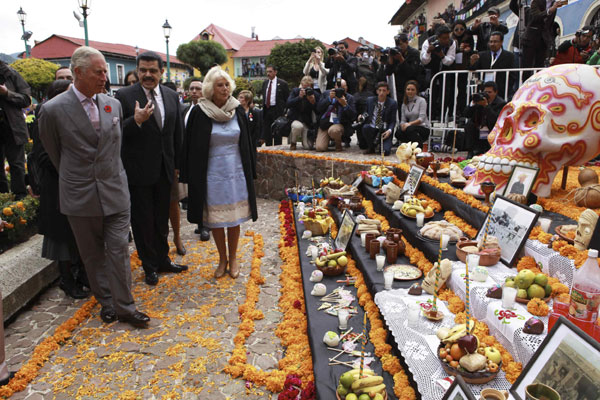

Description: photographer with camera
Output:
[421,24,456,121]
[0,60,31,199]
[325,41,358,94]
[286,76,320,150]
[362,82,397,156]
[470,7,509,52]
[355,46,379,95]
[463,81,506,159]
[552,26,594,65]
[522,0,566,68]
[315,79,356,152]
[383,34,422,105]
[303,47,329,95]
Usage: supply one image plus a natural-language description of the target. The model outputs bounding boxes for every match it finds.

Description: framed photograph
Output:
[442,375,476,400]
[334,210,357,251]
[500,165,540,197]
[510,316,600,400]
[352,175,363,188]
[475,195,540,266]
[403,165,426,196]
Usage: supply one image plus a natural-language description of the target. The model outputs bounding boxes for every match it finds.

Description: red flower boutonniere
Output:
[104,105,112,113]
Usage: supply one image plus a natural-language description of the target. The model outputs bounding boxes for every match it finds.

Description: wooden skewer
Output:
[328,333,364,362]
[328,360,354,367]
[339,327,353,340]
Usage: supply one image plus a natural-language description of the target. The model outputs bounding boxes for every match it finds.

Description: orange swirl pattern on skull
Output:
[465,64,600,197]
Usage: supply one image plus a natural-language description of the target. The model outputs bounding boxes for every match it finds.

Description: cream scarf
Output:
[198,97,240,122]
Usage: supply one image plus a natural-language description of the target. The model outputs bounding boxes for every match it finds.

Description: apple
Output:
[337,255,348,267]
[328,260,338,268]
[458,334,478,354]
[308,210,316,219]
[484,347,502,364]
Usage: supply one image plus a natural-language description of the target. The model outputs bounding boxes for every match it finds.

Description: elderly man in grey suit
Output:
[39,46,150,328]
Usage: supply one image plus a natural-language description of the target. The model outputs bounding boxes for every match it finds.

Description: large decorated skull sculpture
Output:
[465,64,600,197]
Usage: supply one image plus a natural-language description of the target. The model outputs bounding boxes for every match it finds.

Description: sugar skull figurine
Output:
[465,64,600,197]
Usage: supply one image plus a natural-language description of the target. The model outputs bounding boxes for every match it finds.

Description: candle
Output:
[502,286,518,309]
[539,218,552,233]
[416,212,425,227]
[404,194,411,203]
[361,233,367,247]
[376,254,386,271]
[465,255,471,333]
[441,234,450,251]
[384,269,394,290]
[466,254,480,270]
[338,309,350,330]
[433,235,444,311]
[359,311,368,377]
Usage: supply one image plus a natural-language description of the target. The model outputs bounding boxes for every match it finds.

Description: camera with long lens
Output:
[305,88,314,97]
[334,87,345,98]
[328,47,338,56]
[472,92,489,103]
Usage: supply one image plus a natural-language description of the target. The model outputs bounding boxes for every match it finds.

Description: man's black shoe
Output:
[118,311,150,328]
[158,261,188,273]
[145,271,159,285]
[100,307,117,323]
[194,226,201,234]
[59,280,88,299]
[0,372,16,387]
[200,227,210,241]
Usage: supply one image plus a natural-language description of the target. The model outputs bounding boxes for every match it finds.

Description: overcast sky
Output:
[2,0,402,57]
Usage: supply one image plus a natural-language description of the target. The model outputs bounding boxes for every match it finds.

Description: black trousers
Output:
[129,166,171,274]
[464,121,491,158]
[0,130,26,197]
[522,43,547,69]
[363,125,392,155]
[262,107,283,146]
[396,125,429,146]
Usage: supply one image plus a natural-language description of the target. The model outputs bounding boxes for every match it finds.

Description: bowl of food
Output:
[455,237,501,266]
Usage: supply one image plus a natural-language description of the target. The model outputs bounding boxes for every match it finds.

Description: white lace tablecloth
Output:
[375,289,513,400]
[447,260,549,365]
[525,239,575,288]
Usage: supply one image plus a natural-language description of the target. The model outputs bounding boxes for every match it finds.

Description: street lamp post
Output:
[17,8,30,58]
[162,19,172,82]
[78,0,91,46]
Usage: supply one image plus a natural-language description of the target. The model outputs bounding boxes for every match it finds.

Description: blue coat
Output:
[364,96,398,133]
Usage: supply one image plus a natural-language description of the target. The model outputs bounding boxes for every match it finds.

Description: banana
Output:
[356,383,387,395]
[347,368,375,377]
[351,375,384,391]
[441,321,475,343]
[325,251,346,260]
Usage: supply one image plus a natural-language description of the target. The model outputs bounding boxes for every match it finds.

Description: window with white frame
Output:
[116,64,124,85]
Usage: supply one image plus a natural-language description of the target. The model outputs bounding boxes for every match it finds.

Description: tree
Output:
[233,77,251,97]
[267,39,325,88]
[176,41,228,76]
[11,58,59,101]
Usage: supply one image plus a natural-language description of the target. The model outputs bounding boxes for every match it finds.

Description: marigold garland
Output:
[443,211,477,239]
[225,202,314,392]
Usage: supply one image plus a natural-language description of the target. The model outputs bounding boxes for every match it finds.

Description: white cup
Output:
[441,234,450,251]
[466,254,480,270]
[416,212,425,227]
[502,286,518,309]
[538,218,552,233]
[338,309,350,330]
[384,269,394,290]
[404,194,411,203]
[407,303,421,327]
[361,232,367,247]
[376,254,386,271]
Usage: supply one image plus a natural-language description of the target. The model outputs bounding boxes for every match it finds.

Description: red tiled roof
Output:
[233,38,307,58]
[192,24,251,51]
[29,34,185,65]
[338,37,383,54]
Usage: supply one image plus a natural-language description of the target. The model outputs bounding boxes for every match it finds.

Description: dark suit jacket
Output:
[286,87,320,126]
[523,0,557,48]
[246,107,263,147]
[365,96,398,133]
[470,49,516,96]
[115,83,183,186]
[316,91,357,137]
[0,62,31,145]
[261,77,289,117]
[179,105,257,225]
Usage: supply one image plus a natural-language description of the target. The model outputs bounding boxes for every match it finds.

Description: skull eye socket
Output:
[519,108,542,131]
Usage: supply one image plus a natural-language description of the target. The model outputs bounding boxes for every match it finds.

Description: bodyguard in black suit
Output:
[522,0,566,68]
[362,82,398,156]
[469,32,516,99]
[115,51,187,286]
[261,65,289,146]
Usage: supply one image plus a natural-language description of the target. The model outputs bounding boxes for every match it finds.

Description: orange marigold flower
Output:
[551,282,569,297]
[527,298,549,316]
[2,207,12,216]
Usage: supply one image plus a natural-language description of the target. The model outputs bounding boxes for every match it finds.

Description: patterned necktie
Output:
[150,89,163,130]
[266,80,272,108]
[84,98,100,132]
[375,103,383,128]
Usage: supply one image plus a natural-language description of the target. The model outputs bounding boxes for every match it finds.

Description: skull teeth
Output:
[476,157,537,175]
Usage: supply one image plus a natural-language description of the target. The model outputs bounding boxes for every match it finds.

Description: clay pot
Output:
[386,242,398,264]
[525,384,561,400]
[415,143,434,169]
[369,239,381,259]
[365,233,376,254]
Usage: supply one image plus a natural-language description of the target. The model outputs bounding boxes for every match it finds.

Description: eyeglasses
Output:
[454,28,465,32]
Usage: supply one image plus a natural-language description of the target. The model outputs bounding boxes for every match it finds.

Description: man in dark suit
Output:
[261,65,289,146]
[522,0,567,68]
[469,32,516,99]
[39,46,149,328]
[362,82,397,156]
[384,34,422,103]
[115,51,187,287]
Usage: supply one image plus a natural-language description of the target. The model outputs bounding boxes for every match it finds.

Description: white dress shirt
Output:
[184,102,197,127]
[142,85,165,127]
[420,39,457,66]
[267,77,278,107]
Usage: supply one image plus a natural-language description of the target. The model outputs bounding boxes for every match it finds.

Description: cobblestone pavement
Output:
[4,198,283,399]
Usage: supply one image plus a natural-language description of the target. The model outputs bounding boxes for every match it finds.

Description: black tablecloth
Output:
[294,210,398,400]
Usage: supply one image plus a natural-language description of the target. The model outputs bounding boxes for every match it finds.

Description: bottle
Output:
[568,249,600,338]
